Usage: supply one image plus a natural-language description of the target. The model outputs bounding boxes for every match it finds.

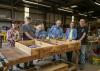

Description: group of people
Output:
[7,17,88,70]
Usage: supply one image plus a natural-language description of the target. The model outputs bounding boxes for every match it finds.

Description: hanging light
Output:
[88,11,94,13]
[23,0,51,8]
[78,13,87,16]
[58,8,73,13]
[70,5,78,8]
[94,2,100,6]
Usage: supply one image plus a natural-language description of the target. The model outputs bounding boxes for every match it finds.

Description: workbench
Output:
[0,39,80,71]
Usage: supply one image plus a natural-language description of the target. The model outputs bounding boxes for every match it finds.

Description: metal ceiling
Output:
[0,0,100,17]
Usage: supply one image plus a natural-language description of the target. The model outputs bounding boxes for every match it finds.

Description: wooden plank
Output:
[18,40,35,46]
[34,40,56,58]
[57,40,80,52]
[15,40,55,58]
[15,42,32,55]
[0,39,80,71]
[0,48,31,65]
[41,63,68,71]
[15,39,80,57]
[41,39,68,54]
[39,39,81,54]
[15,40,41,57]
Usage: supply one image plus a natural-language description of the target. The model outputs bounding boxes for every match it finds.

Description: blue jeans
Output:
[80,45,87,66]
[53,54,61,61]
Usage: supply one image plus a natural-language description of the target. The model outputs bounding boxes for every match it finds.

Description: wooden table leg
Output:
[75,51,79,70]
[72,50,79,71]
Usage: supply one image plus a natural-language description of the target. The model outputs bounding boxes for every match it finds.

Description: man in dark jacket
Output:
[77,19,88,70]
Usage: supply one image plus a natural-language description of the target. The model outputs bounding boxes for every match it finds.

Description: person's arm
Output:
[17,32,20,40]
[7,30,13,41]
[25,32,34,40]
[79,32,86,41]
[15,31,20,41]
[79,27,88,41]
[66,28,69,40]
[59,28,63,38]
[41,31,47,38]
[48,26,54,38]
[74,29,77,40]
[22,25,34,40]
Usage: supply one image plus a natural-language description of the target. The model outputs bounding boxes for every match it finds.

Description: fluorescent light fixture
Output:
[58,8,73,13]
[88,11,94,13]
[78,13,87,16]
[94,2,100,6]
[92,17,97,18]
[61,7,73,11]
[71,5,78,8]
[63,7,70,9]
[23,0,51,8]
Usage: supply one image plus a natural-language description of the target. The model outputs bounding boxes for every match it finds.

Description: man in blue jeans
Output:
[48,20,63,61]
[77,19,88,70]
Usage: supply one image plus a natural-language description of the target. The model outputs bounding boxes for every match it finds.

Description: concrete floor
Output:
[1,43,100,71]
[12,61,100,71]
[9,62,100,71]
[78,63,100,71]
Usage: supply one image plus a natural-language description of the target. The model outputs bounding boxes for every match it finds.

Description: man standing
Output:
[7,24,20,48]
[35,22,47,39]
[77,19,88,70]
[48,20,63,39]
[22,17,35,68]
[48,20,63,61]
[22,17,35,40]
[66,22,77,63]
